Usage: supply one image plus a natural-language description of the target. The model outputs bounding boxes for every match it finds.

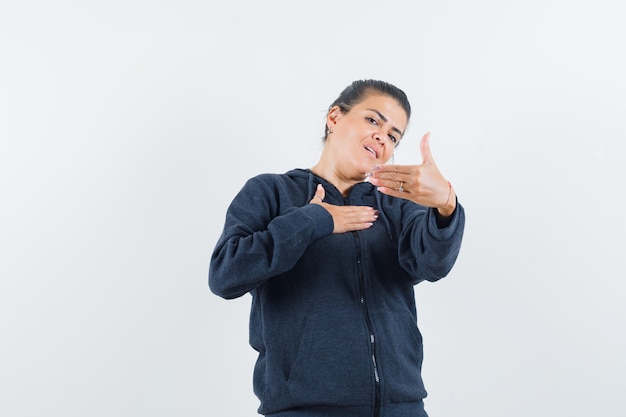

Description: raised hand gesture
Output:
[368,132,456,217]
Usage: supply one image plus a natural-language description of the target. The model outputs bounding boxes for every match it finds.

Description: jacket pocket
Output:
[286,310,373,405]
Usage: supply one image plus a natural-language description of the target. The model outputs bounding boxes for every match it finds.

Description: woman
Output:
[209,80,465,417]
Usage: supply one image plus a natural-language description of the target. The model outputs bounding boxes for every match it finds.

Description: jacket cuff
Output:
[300,204,334,239]
[428,198,463,241]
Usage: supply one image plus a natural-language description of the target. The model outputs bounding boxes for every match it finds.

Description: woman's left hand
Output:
[368,132,456,217]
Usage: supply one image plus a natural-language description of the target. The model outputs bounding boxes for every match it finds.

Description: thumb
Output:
[420,132,434,164]
[311,183,326,203]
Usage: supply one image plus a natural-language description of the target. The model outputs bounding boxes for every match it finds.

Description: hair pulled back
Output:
[324,79,411,140]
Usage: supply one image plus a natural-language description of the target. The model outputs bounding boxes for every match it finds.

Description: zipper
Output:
[352,230,381,417]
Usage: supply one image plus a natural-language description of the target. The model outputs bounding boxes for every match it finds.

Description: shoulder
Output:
[236,169,311,205]
[247,169,309,186]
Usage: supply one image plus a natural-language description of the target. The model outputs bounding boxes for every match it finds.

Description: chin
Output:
[356,164,374,178]
[347,158,377,178]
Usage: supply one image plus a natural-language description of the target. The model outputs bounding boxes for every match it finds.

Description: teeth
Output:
[365,147,377,157]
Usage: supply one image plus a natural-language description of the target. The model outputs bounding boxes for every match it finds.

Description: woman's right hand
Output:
[309,184,378,233]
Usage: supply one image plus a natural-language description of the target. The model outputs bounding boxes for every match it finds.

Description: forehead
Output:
[353,94,408,131]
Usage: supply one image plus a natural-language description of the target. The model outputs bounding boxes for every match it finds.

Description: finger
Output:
[420,132,434,164]
[345,207,379,223]
[310,184,325,204]
[369,177,405,192]
[371,164,413,176]
[368,167,414,191]
[331,206,378,233]
[342,222,375,232]
[316,184,325,200]
[375,185,405,199]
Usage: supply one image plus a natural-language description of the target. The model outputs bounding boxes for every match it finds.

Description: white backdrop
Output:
[1,1,624,416]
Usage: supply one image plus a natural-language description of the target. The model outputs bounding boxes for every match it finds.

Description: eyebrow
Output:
[366,108,404,137]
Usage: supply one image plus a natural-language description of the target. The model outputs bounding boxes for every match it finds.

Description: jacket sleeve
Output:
[209,176,334,299]
[397,198,465,284]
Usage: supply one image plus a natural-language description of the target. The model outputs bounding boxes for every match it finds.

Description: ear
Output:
[326,105,343,131]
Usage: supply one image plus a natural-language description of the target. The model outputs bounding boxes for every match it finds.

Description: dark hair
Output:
[324,79,411,140]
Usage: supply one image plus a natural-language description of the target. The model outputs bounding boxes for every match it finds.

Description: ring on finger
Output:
[398,181,404,192]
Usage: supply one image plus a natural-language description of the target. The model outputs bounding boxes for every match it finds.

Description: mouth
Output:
[364,146,378,159]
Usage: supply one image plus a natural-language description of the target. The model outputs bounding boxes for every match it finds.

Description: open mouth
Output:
[364,146,378,158]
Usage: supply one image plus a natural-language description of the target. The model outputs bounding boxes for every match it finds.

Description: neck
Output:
[311,158,367,197]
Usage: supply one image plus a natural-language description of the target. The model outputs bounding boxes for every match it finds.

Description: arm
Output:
[397,198,465,283]
[209,177,333,299]
[210,177,383,298]
[369,132,465,283]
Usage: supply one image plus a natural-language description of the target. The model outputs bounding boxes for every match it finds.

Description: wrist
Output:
[436,182,456,217]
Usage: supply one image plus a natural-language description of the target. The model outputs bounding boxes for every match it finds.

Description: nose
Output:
[373,130,388,145]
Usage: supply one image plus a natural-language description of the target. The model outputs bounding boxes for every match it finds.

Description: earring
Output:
[328,128,334,134]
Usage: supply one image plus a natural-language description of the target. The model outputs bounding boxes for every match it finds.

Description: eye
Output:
[365,117,378,125]
[388,134,397,144]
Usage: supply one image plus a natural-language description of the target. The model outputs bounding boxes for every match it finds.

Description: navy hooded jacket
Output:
[209,168,465,416]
